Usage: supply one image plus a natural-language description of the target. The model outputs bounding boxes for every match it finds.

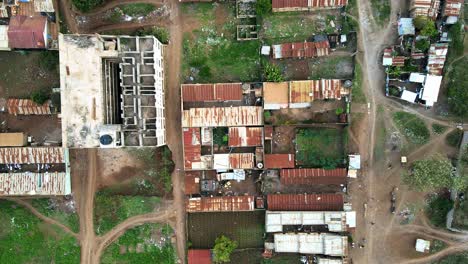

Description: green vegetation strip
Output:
[425,195,453,228]
[392,111,430,145]
[447,56,468,118]
[101,223,176,264]
[94,194,161,235]
[351,62,366,103]
[432,123,448,135]
[120,3,155,16]
[295,128,344,168]
[72,0,105,13]
[0,200,80,264]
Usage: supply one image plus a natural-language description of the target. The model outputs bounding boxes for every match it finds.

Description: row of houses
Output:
[0,0,58,50]
[410,0,463,24]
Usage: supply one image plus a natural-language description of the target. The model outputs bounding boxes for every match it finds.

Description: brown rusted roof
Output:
[264,126,274,140]
[443,0,463,17]
[182,106,263,127]
[0,147,64,164]
[186,196,255,212]
[272,41,330,59]
[272,0,347,9]
[280,168,347,185]
[182,83,242,102]
[273,0,308,9]
[289,80,347,106]
[188,250,212,264]
[183,128,201,170]
[267,194,344,211]
[411,0,440,20]
[0,172,68,195]
[228,127,263,147]
[185,171,201,195]
[8,15,46,49]
[264,154,295,169]
[7,99,51,115]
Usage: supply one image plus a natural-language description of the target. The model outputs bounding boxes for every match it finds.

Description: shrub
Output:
[30,89,50,105]
[432,123,448,135]
[426,195,453,227]
[420,21,438,38]
[39,51,59,72]
[415,39,430,52]
[137,27,170,44]
[335,107,344,115]
[392,112,430,145]
[256,0,271,17]
[120,3,155,16]
[414,16,429,30]
[446,129,463,147]
[263,63,283,82]
[212,236,238,263]
[72,0,104,13]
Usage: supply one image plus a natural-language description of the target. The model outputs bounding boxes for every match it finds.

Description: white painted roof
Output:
[415,239,430,252]
[409,73,426,83]
[318,258,343,264]
[261,45,271,55]
[274,233,347,256]
[422,75,443,105]
[266,211,351,232]
[0,25,9,50]
[349,154,361,169]
[400,90,418,103]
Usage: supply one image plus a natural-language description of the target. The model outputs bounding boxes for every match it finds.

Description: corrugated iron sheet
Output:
[185,171,201,195]
[182,83,243,102]
[7,99,51,115]
[186,196,255,212]
[183,128,202,170]
[264,154,295,169]
[411,0,440,20]
[0,172,67,195]
[182,106,263,127]
[272,0,308,9]
[427,43,448,76]
[280,168,347,185]
[443,0,462,17]
[264,126,274,140]
[392,56,406,66]
[228,127,263,147]
[289,80,347,105]
[229,153,255,169]
[0,147,64,164]
[272,41,330,59]
[267,194,344,211]
[272,0,347,9]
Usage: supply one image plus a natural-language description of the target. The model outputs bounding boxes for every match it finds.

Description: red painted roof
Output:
[183,128,201,170]
[280,168,347,185]
[188,249,212,264]
[182,83,242,102]
[228,127,263,147]
[272,0,308,9]
[8,16,46,49]
[185,171,201,195]
[267,194,344,211]
[264,154,295,169]
[264,126,274,139]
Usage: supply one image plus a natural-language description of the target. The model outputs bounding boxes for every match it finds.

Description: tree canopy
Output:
[212,235,238,263]
[403,155,454,191]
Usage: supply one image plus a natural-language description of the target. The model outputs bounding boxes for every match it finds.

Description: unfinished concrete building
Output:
[59,34,165,148]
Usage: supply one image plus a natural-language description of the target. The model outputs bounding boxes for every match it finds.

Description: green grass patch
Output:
[261,14,318,42]
[447,56,468,118]
[31,198,79,233]
[309,56,354,79]
[430,239,447,254]
[137,27,170,44]
[370,0,391,26]
[295,127,344,168]
[352,62,366,103]
[120,3,155,16]
[426,195,453,228]
[0,200,80,264]
[432,123,448,135]
[374,110,387,161]
[392,111,430,145]
[94,193,161,235]
[446,129,463,147]
[434,252,468,264]
[72,0,105,13]
[101,223,176,264]
[182,3,261,83]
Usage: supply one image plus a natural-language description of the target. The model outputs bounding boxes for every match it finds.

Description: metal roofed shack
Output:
[7,15,47,49]
[265,211,355,232]
[182,106,263,127]
[267,194,344,211]
[264,154,295,169]
[7,98,52,115]
[427,43,448,76]
[271,41,330,59]
[182,83,243,102]
[382,48,406,67]
[317,258,344,264]
[289,80,349,108]
[188,249,212,264]
[442,0,463,23]
[280,168,347,185]
[398,18,415,36]
[421,75,443,106]
[263,82,289,110]
[0,133,27,147]
[272,0,348,12]
[0,172,71,195]
[186,196,255,212]
[59,34,166,148]
[0,147,64,164]
[273,233,348,256]
[410,0,441,20]
[228,127,263,147]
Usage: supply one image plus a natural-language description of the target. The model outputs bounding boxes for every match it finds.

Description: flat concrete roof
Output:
[59,34,119,148]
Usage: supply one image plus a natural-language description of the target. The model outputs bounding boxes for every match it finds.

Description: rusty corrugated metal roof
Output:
[8,15,46,49]
[0,147,64,164]
[427,43,448,76]
[182,106,263,127]
[272,0,347,9]
[0,172,67,195]
[188,250,212,264]
[264,126,274,140]
[186,196,255,212]
[443,0,462,17]
[7,98,51,115]
[267,194,344,211]
[411,0,440,20]
[185,171,201,195]
[272,41,330,59]
[228,127,263,147]
[264,154,295,169]
[182,83,243,102]
[183,128,201,170]
[289,80,347,105]
[280,168,347,185]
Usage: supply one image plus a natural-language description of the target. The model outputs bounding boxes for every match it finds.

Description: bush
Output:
[414,16,429,30]
[263,63,283,82]
[39,51,59,72]
[120,3,155,16]
[256,0,271,17]
[432,123,447,135]
[30,89,50,105]
[212,236,238,263]
[448,22,464,58]
[72,0,104,12]
[335,107,344,115]
[415,39,430,52]
[426,195,453,227]
[421,21,438,38]
[447,57,468,117]
[137,27,170,44]
[446,129,463,147]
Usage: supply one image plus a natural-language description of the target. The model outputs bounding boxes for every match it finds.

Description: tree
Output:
[414,16,429,30]
[420,21,438,38]
[256,0,271,17]
[212,235,238,263]
[30,89,50,105]
[403,155,454,191]
[415,39,430,52]
[263,62,284,82]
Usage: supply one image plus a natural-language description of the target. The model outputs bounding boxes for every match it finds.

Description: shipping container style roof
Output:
[273,233,348,256]
[272,41,330,59]
[186,196,255,212]
[0,172,70,195]
[182,106,263,127]
[228,127,263,147]
[280,168,347,185]
[182,83,243,102]
[267,194,344,211]
[0,147,65,164]
[7,98,51,115]
[264,154,295,169]
[265,211,353,232]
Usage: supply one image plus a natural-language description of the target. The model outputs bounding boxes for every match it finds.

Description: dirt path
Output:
[3,198,79,238]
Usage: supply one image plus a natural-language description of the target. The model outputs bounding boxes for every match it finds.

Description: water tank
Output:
[100,134,113,145]
[257,162,264,169]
